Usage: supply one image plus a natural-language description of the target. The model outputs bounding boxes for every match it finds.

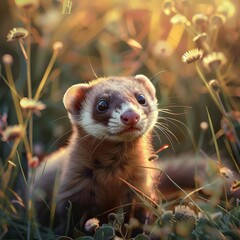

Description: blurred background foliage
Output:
[0,0,240,159]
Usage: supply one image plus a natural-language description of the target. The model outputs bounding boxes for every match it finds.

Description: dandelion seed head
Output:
[1,125,24,142]
[84,218,99,232]
[182,48,203,64]
[202,52,227,70]
[2,54,13,65]
[7,28,28,42]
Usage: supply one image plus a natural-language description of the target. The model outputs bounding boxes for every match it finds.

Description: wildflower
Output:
[219,166,233,179]
[174,205,197,222]
[202,52,227,71]
[53,41,63,53]
[170,14,189,25]
[7,28,28,42]
[152,40,174,58]
[193,32,207,45]
[174,205,196,237]
[15,0,39,9]
[20,98,46,116]
[192,14,208,25]
[2,54,13,66]
[200,121,208,131]
[230,180,240,193]
[7,28,28,59]
[84,218,100,232]
[210,13,226,26]
[182,48,203,64]
[1,125,24,142]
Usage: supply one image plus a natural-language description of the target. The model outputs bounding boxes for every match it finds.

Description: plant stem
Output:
[195,62,224,115]
[25,13,33,155]
[34,50,59,100]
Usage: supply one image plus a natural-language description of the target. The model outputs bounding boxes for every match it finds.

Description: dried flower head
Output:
[200,121,209,131]
[182,48,203,64]
[2,54,13,65]
[170,14,189,25]
[7,28,28,42]
[20,98,46,116]
[53,41,63,52]
[219,166,233,179]
[202,52,227,70]
[84,218,99,232]
[230,180,240,193]
[193,32,207,45]
[174,205,197,222]
[1,125,24,142]
[210,13,226,26]
[192,13,208,25]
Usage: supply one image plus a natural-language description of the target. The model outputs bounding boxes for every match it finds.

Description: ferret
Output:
[34,74,159,235]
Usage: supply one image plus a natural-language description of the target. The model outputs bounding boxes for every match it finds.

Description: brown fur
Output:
[34,75,158,235]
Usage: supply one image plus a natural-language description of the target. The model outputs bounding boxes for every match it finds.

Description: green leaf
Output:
[75,237,94,240]
[94,225,115,240]
[135,234,151,240]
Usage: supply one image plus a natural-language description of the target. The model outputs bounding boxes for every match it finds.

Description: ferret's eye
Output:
[97,100,109,112]
[137,94,146,105]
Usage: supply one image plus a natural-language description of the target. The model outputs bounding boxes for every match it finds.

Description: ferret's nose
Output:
[121,111,140,125]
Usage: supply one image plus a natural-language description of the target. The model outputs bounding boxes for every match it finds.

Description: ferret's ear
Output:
[63,83,90,114]
[135,74,156,96]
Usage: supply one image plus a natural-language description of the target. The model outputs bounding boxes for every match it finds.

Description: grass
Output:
[0,0,240,239]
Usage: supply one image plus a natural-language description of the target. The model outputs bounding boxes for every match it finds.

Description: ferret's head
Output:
[63,75,158,142]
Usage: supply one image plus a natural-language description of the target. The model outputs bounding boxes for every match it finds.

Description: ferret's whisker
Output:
[48,128,72,151]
